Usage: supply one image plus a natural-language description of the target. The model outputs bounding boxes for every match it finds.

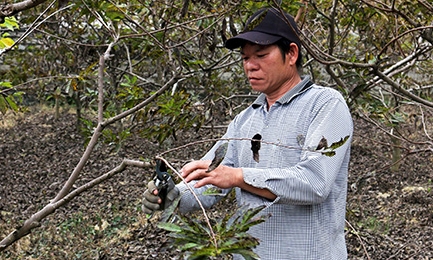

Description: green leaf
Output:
[5,96,18,111]
[233,249,261,260]
[179,242,202,251]
[0,17,19,30]
[240,205,266,224]
[0,81,13,88]
[329,135,350,150]
[0,96,7,114]
[158,204,268,259]
[315,135,350,157]
[106,10,125,21]
[179,215,212,237]
[238,213,269,233]
[203,187,225,196]
[322,151,336,157]
[0,37,15,49]
[215,212,231,233]
[157,222,183,232]
[188,247,218,259]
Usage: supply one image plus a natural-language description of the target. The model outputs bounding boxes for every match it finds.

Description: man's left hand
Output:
[180,160,242,189]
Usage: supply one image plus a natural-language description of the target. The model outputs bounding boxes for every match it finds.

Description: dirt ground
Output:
[0,106,432,259]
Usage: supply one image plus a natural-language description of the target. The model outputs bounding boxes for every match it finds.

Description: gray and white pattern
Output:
[178,76,353,260]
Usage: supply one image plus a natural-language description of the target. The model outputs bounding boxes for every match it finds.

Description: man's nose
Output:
[244,58,259,71]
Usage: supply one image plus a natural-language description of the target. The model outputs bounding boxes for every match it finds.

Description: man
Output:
[143,7,353,260]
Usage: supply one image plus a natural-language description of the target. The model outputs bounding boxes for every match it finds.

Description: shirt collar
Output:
[252,76,312,109]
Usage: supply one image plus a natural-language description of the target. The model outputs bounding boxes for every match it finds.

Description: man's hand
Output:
[142,180,179,215]
[180,160,243,189]
[181,160,277,201]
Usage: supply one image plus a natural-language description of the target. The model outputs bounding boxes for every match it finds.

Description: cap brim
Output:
[225,31,282,49]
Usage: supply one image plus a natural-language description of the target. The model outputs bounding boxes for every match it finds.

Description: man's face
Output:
[241,43,298,98]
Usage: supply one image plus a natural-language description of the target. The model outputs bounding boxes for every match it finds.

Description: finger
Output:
[181,160,211,177]
[147,180,158,195]
[142,200,160,214]
[142,205,154,215]
[194,177,211,188]
[144,190,161,203]
[184,168,208,183]
[142,191,161,214]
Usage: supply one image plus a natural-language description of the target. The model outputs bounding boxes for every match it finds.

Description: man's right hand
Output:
[142,180,179,215]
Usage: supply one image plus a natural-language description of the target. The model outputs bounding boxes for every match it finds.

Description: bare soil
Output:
[0,106,432,259]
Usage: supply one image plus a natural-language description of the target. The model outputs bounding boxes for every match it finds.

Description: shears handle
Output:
[154,160,175,209]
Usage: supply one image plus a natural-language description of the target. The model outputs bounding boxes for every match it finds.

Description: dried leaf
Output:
[251,134,262,163]
[206,142,228,172]
[316,136,328,150]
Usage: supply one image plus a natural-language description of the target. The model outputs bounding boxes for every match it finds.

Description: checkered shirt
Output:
[177,76,353,260]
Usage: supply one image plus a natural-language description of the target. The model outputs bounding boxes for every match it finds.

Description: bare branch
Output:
[0,0,50,23]
[419,105,433,141]
[360,0,418,26]
[98,40,118,123]
[378,25,433,57]
[0,158,150,251]
[52,123,103,202]
[374,52,433,108]
[294,0,308,23]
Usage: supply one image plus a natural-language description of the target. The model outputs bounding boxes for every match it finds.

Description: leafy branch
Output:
[158,205,269,260]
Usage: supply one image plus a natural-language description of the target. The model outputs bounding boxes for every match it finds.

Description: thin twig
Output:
[345,219,371,260]
[419,105,433,141]
[155,156,219,250]
[158,137,326,159]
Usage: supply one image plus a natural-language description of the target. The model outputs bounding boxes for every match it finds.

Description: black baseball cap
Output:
[225,8,301,50]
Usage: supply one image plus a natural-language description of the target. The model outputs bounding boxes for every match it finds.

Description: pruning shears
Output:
[154,159,176,209]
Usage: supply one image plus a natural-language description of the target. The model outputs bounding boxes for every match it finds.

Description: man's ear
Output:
[286,43,299,65]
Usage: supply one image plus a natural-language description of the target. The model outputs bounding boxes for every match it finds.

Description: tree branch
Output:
[373,44,433,108]
[0,159,150,251]
[0,0,49,23]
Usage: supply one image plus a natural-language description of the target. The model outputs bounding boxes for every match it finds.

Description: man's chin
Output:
[250,85,265,93]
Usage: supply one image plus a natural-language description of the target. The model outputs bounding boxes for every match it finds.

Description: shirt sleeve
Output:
[242,97,353,205]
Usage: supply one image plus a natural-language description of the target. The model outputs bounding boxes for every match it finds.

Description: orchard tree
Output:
[0,0,432,257]
[0,0,279,255]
